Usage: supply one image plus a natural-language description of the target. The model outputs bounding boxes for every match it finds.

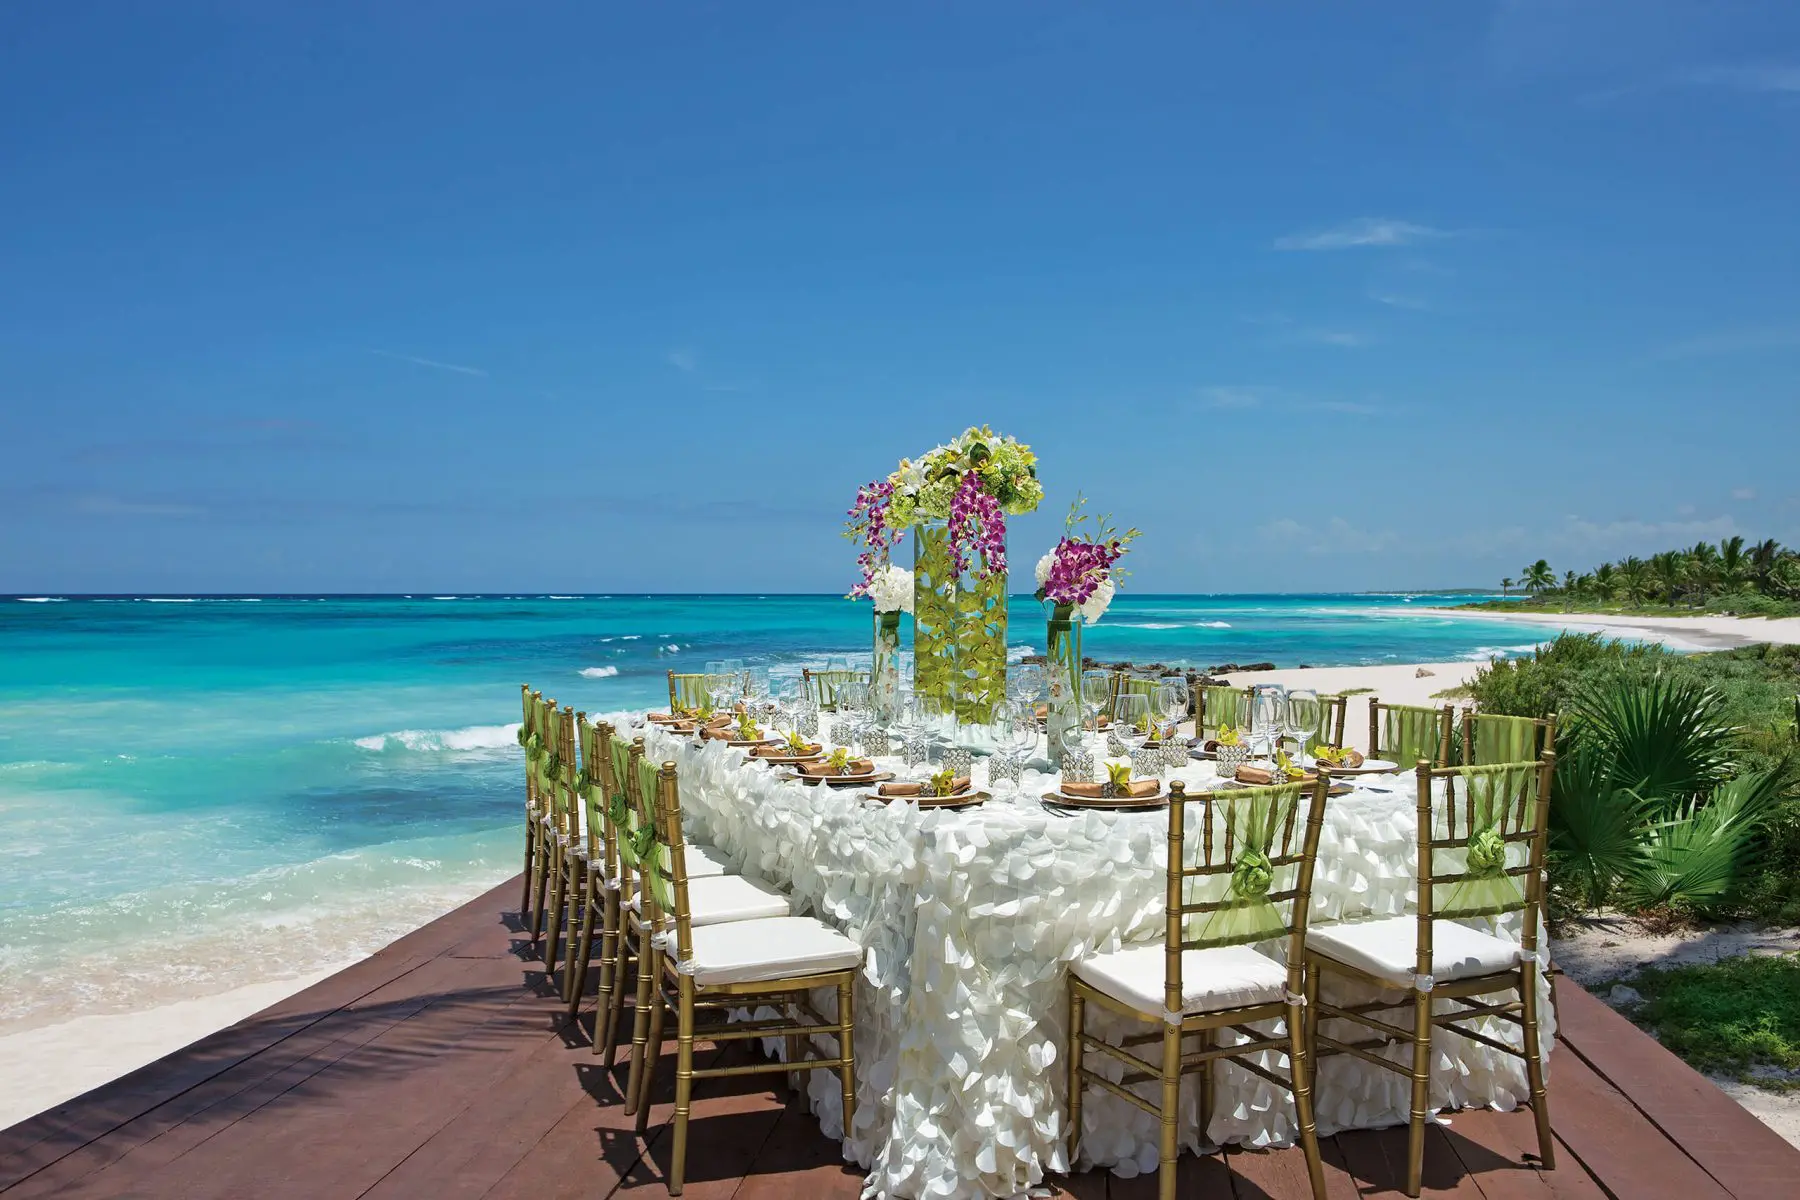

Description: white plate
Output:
[1358,758,1400,772]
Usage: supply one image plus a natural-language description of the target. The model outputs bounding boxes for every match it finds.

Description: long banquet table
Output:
[612,712,1554,1199]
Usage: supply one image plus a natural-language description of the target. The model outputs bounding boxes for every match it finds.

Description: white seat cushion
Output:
[1073,943,1288,1016]
[628,872,789,926]
[680,842,732,879]
[1308,916,1520,988]
[681,916,863,986]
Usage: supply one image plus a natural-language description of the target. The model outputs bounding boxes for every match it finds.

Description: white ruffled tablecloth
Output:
[619,714,1554,1200]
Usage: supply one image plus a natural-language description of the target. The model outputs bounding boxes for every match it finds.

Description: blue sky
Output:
[3,2,1797,593]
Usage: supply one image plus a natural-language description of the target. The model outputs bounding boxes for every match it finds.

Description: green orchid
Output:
[783,729,811,755]
[925,768,957,797]
[737,715,761,742]
[1216,725,1242,747]
[826,747,853,774]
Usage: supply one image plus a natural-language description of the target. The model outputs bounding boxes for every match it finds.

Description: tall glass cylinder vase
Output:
[871,608,902,725]
[912,519,1008,727]
[1044,604,1084,766]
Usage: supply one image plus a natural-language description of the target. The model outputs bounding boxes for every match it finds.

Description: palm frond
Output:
[1571,674,1733,808]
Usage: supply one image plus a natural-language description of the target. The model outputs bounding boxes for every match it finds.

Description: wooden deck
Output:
[4,878,1796,1199]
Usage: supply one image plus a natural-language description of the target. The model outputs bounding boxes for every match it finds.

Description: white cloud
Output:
[1731,487,1757,501]
[1258,516,1398,555]
[1274,218,1451,252]
[666,348,698,372]
[1679,64,1800,94]
[1198,386,1267,410]
[1655,325,1800,359]
[74,494,206,517]
[1548,514,1738,552]
[1298,330,1369,348]
[1367,288,1430,310]
[368,350,487,377]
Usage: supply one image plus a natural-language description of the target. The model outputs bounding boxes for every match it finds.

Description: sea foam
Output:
[579,666,620,678]
[354,724,520,753]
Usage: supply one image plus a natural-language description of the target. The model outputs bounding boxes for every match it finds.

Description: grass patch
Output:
[1624,953,1800,1087]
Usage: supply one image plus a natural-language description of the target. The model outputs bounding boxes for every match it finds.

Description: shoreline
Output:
[1420,606,1800,651]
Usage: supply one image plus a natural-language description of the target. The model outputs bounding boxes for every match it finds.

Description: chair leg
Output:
[785,1018,804,1096]
[561,866,586,1003]
[1520,963,1556,1169]
[598,896,625,1061]
[529,828,551,942]
[1288,998,1328,1200]
[1406,989,1432,1198]
[543,847,567,981]
[566,874,597,1020]
[519,816,537,918]
[1159,1019,1181,1200]
[636,960,667,1134]
[1198,1028,1214,1147]
[670,984,695,1196]
[837,977,857,1144]
[622,930,656,1115]
[1067,989,1086,1167]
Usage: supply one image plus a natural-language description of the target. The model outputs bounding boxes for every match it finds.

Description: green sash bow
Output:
[1187,783,1301,948]
[1435,764,1531,918]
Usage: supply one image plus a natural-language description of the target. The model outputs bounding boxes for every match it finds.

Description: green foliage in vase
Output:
[912,524,959,716]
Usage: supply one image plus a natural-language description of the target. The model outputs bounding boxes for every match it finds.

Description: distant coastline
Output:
[1421,604,1800,651]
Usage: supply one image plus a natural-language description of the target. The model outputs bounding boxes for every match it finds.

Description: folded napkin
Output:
[1234,764,1313,786]
[1061,779,1160,799]
[1314,748,1365,769]
[800,758,874,778]
[880,776,970,798]
[752,742,821,758]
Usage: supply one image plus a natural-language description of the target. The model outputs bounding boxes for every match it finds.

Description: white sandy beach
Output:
[7,608,1797,1136]
[1422,606,1800,651]
[0,965,351,1131]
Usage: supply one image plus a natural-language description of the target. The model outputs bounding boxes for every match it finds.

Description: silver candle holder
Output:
[1132,746,1163,779]
[862,727,891,757]
[989,751,1024,786]
[943,746,973,779]
[1060,747,1094,784]
[902,734,931,769]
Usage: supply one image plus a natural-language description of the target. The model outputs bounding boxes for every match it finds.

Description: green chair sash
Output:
[1468,714,1538,766]
[1383,705,1442,766]
[1434,763,1534,919]
[636,756,674,912]
[1185,782,1304,949]
[1199,685,1248,737]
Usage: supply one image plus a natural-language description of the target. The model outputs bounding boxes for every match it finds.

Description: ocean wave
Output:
[15,597,64,603]
[1116,620,1232,630]
[579,666,620,678]
[144,598,195,603]
[353,724,520,753]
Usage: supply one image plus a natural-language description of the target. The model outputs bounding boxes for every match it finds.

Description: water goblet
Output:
[1285,689,1321,768]
[1250,684,1288,763]
[1081,670,1114,736]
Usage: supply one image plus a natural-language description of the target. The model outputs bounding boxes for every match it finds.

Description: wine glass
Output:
[1008,664,1046,708]
[1112,693,1151,764]
[1081,670,1114,740]
[1156,676,1190,745]
[1285,689,1321,768]
[835,681,871,749]
[1250,684,1288,763]
[990,700,1038,793]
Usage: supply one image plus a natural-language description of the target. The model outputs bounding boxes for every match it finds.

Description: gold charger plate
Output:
[782,769,895,788]
[750,751,826,766]
[1040,789,1169,811]
[863,789,989,810]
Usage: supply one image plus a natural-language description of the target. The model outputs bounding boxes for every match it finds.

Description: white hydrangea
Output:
[1078,577,1115,625]
[1035,551,1055,588]
[869,564,915,614]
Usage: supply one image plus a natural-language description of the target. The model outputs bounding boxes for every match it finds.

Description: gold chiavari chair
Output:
[566,716,617,1019]
[522,690,567,949]
[517,685,547,933]
[1461,711,1555,766]
[1304,757,1556,1197]
[667,671,714,714]
[801,667,869,710]
[632,756,862,1195]
[1368,700,1455,767]
[537,701,582,985]
[1067,778,1331,1200]
[618,739,793,1112]
[1196,683,1252,740]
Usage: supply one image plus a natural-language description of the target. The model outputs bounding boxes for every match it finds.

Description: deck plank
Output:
[5,877,1793,1200]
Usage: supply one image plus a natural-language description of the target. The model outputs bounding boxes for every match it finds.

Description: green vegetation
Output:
[1617,954,1800,1086]
[1480,538,1800,617]
[1465,635,1800,922]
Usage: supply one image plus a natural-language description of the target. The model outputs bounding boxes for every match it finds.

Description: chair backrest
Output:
[1461,711,1555,766]
[609,734,653,905]
[1369,701,1454,766]
[577,716,619,876]
[802,668,869,710]
[1276,693,1349,752]
[1412,757,1555,973]
[1196,684,1251,739]
[544,701,577,841]
[645,757,694,965]
[519,685,541,810]
[1109,673,1160,720]
[668,671,712,714]
[1165,777,1329,1013]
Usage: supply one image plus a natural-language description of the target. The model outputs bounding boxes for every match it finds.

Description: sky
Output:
[2,2,1798,594]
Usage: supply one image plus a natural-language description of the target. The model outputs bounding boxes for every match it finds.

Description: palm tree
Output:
[1687,541,1720,603]
[1500,577,1514,598]
[1750,538,1784,591]
[1562,569,1579,594]
[1593,562,1618,601]
[1617,557,1649,605]
[1650,550,1687,606]
[1522,560,1555,595]
[1718,535,1749,591]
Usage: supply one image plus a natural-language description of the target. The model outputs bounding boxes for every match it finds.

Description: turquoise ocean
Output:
[0,592,1559,1033]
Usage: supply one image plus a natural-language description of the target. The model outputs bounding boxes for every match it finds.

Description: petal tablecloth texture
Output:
[623,716,1552,1199]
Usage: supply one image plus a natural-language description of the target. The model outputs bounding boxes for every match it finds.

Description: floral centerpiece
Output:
[1035,497,1140,763]
[847,427,1043,723]
[851,563,913,723]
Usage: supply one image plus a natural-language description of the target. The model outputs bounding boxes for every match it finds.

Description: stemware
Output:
[986,700,1036,791]
[835,681,870,749]
[1250,684,1288,763]
[1007,664,1047,708]
[894,693,930,769]
[1285,689,1321,768]
[1080,670,1114,738]
[1155,676,1191,769]
[1112,693,1151,755]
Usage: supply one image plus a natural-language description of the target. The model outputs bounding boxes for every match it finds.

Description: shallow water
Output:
[0,592,1556,1032]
